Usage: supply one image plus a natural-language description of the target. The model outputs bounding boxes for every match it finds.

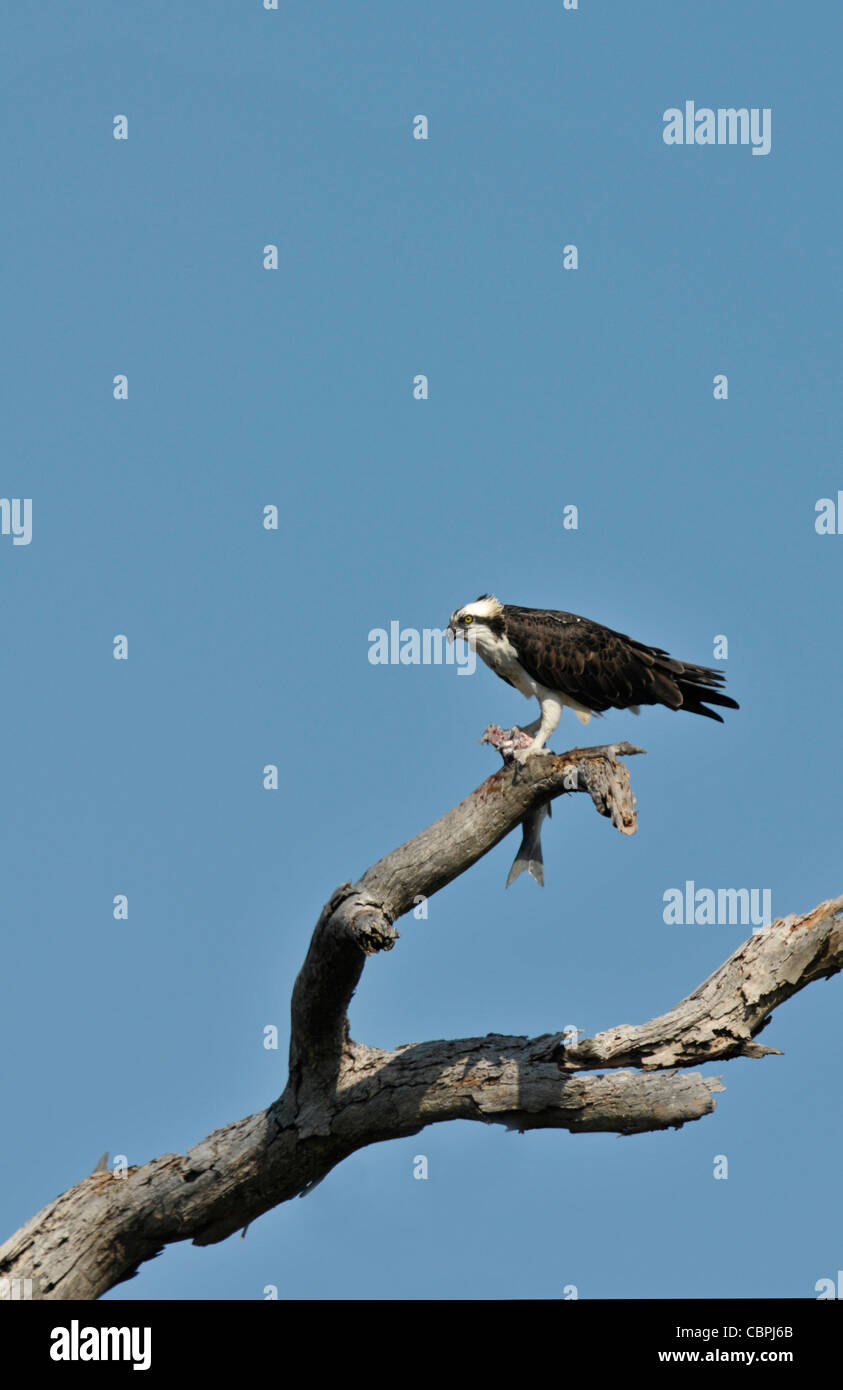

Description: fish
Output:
[505,799,552,887]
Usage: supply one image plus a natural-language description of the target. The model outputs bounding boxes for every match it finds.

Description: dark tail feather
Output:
[645,651,738,722]
[677,676,740,721]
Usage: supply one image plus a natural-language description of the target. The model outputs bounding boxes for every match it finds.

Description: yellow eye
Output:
[463,615,473,624]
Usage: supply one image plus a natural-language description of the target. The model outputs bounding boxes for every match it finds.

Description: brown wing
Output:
[503,606,739,721]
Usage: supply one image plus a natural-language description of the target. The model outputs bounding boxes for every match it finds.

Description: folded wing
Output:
[504,606,739,722]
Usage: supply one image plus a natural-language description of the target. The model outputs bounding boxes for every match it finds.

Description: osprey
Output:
[448,595,738,754]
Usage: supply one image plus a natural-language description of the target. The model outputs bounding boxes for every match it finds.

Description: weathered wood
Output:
[546,894,843,1070]
[289,741,642,1086]
[1,742,839,1301]
[0,1061,723,1297]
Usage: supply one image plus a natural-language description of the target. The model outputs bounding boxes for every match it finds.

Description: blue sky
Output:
[1,2,840,1300]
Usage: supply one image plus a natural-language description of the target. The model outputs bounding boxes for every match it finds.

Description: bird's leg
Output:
[513,697,563,763]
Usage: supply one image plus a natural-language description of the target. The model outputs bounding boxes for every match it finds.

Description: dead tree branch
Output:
[1,739,839,1300]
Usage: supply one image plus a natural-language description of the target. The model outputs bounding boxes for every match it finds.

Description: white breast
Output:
[473,629,541,698]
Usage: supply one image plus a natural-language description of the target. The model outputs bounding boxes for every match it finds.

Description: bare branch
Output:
[1,740,839,1301]
[289,741,642,1085]
[544,894,843,1071]
[0,1047,723,1298]
[355,739,645,918]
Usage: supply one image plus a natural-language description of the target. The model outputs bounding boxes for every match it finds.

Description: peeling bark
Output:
[546,894,843,1070]
[1,740,839,1301]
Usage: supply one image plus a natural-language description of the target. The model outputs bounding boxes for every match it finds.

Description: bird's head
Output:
[447,594,505,643]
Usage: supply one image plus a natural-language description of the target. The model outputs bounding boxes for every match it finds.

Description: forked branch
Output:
[1,740,839,1300]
